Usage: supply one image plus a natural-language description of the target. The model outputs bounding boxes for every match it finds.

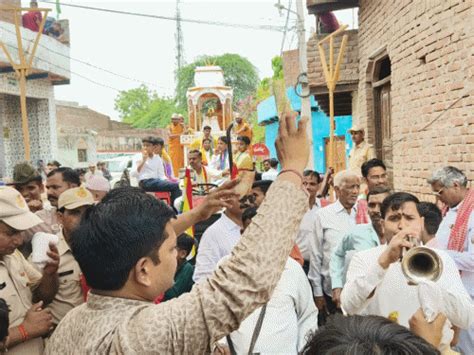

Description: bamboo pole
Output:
[0,42,20,76]
[317,25,349,171]
[0,7,50,161]
[26,10,48,74]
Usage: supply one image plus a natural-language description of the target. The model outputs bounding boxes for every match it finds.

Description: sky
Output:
[30,1,357,120]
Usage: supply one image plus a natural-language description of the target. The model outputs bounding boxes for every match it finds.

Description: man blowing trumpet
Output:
[341,192,474,351]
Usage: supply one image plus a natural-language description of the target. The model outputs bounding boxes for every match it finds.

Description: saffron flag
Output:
[182,168,196,257]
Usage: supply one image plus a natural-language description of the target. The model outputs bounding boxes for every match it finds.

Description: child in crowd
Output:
[163,234,195,301]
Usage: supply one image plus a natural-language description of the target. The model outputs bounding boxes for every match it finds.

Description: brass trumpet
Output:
[401,236,443,284]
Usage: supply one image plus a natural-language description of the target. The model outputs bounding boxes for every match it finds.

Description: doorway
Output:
[371,54,392,180]
[325,136,346,173]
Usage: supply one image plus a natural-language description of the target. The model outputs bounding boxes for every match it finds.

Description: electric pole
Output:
[295,0,314,169]
[175,0,184,74]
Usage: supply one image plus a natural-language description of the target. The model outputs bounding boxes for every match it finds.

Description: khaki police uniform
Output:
[0,186,44,354]
[347,125,376,174]
[46,232,83,325]
[45,187,94,324]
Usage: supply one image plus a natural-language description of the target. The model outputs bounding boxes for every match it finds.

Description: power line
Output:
[2,41,128,93]
[39,1,286,32]
[0,25,174,92]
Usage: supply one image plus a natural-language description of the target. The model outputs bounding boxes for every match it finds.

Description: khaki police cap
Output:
[58,187,94,210]
[348,124,365,133]
[0,186,42,230]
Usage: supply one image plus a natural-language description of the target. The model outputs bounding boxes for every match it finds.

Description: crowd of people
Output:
[0,113,473,354]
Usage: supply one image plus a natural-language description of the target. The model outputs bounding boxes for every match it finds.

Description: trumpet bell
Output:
[401,246,443,284]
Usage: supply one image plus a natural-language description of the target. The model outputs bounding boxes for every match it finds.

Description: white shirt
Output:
[223,258,318,354]
[308,200,356,297]
[204,150,212,165]
[341,245,474,341]
[131,154,166,181]
[193,213,241,283]
[295,200,322,261]
[435,202,474,298]
[262,168,278,181]
[209,152,229,172]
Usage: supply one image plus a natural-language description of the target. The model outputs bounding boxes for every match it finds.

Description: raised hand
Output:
[275,112,309,173]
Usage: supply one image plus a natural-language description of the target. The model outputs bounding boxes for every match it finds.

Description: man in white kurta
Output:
[341,192,474,350]
[221,258,318,354]
[428,166,474,353]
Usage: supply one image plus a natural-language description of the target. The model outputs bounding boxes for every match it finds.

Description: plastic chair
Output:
[154,191,171,205]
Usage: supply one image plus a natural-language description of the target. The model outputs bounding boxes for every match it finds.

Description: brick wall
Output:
[357,0,473,199]
[0,0,20,25]
[56,101,168,154]
[97,128,168,152]
[307,29,359,92]
[56,102,116,131]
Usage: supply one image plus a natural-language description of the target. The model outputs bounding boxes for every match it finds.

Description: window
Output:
[367,50,393,183]
[78,149,88,163]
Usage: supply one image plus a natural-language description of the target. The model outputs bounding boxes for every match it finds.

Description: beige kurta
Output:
[348,140,376,174]
[45,179,308,354]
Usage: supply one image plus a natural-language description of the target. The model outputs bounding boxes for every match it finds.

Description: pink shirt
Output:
[22,11,42,32]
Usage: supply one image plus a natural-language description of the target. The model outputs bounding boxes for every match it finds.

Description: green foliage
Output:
[271,56,284,80]
[114,85,152,121]
[176,53,259,110]
[114,85,184,128]
[255,77,271,103]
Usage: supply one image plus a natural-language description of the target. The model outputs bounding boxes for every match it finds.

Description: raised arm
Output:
[145,113,310,353]
[340,250,386,315]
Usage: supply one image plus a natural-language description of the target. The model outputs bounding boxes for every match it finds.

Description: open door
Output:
[325,136,346,173]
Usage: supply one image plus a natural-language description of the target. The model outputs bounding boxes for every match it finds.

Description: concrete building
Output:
[0,0,70,177]
[306,0,473,197]
[56,101,168,167]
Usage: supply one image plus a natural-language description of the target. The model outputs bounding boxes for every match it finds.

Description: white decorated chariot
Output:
[180,65,234,150]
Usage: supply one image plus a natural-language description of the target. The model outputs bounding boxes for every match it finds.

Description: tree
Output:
[114,85,184,128]
[114,85,152,121]
[176,53,259,110]
[238,56,286,144]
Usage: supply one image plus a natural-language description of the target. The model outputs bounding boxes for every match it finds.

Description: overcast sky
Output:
[30,1,357,119]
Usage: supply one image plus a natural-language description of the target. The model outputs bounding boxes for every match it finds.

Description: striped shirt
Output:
[308,200,356,297]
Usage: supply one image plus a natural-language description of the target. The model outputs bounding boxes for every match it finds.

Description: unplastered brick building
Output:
[306,0,473,198]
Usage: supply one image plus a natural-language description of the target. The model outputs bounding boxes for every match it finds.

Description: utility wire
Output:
[2,41,126,93]
[0,25,174,92]
[40,1,286,32]
[280,0,293,56]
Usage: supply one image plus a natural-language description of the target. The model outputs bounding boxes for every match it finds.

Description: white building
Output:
[0,0,70,177]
